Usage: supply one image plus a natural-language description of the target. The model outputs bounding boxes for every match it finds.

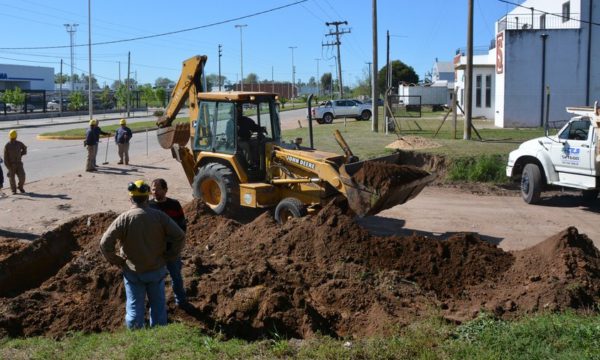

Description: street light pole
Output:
[235,24,247,91]
[315,58,320,96]
[64,23,78,91]
[289,46,297,107]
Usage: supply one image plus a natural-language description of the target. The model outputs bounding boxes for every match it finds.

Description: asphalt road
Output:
[1,107,309,183]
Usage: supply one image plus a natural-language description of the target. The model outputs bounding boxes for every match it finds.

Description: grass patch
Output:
[446,154,508,183]
[38,118,189,139]
[2,313,600,359]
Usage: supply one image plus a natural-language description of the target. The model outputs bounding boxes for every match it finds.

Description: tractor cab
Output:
[192,92,281,181]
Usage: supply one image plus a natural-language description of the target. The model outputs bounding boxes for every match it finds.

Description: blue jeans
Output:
[122,267,167,329]
[166,258,186,305]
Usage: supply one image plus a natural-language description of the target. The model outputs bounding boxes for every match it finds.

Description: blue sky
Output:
[0,0,519,88]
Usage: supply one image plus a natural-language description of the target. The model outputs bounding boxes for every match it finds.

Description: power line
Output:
[0,0,308,50]
[497,0,600,26]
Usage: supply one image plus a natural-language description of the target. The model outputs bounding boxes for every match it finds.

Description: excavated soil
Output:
[1,200,600,340]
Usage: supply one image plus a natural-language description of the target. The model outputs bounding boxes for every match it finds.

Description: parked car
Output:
[0,102,13,112]
[364,98,384,106]
[311,99,372,124]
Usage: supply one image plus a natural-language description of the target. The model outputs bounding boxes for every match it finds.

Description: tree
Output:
[114,84,128,109]
[206,73,227,92]
[54,74,68,85]
[68,91,85,111]
[320,73,332,95]
[111,80,123,90]
[154,77,174,89]
[2,87,26,108]
[307,76,317,88]
[155,87,167,107]
[244,73,258,84]
[99,87,113,110]
[140,84,156,106]
[377,60,419,95]
[80,74,100,90]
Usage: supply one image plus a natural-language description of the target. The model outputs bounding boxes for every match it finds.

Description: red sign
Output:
[496,32,504,74]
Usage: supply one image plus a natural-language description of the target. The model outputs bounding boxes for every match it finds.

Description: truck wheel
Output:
[360,110,372,121]
[274,197,307,224]
[193,163,239,215]
[582,190,599,203]
[316,119,324,124]
[323,113,334,124]
[521,163,542,204]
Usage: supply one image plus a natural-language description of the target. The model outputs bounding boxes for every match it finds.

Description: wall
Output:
[0,64,54,91]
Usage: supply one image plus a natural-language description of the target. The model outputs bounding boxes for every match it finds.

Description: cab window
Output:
[195,101,236,154]
[559,118,591,141]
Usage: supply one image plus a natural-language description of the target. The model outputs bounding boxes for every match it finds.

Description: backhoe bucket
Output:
[157,122,191,149]
[339,153,435,217]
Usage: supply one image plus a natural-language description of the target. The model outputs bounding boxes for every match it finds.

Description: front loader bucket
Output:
[157,122,191,149]
[339,153,436,217]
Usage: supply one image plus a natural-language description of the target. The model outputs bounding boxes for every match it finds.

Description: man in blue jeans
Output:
[100,180,185,329]
[150,178,187,307]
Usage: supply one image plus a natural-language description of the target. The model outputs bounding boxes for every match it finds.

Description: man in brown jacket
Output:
[4,129,27,194]
[100,179,185,329]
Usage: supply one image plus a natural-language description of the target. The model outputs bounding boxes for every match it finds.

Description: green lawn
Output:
[2,313,599,359]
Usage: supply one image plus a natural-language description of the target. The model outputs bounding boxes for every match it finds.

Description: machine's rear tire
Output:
[360,109,372,120]
[322,113,334,124]
[274,197,307,224]
[521,163,542,204]
[193,163,239,215]
[582,189,599,203]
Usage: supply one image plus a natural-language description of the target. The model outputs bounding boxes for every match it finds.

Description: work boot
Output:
[117,160,123,164]
[18,187,25,193]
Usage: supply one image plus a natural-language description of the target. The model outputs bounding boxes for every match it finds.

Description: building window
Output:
[485,75,492,108]
[562,1,570,22]
[540,14,546,29]
[476,75,482,108]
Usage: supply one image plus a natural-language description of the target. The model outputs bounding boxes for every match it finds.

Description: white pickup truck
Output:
[506,103,600,203]
[311,99,372,124]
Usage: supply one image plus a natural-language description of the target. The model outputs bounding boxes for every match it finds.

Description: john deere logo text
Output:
[286,156,315,170]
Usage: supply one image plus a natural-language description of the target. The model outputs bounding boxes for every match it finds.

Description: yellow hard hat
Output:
[128,180,150,197]
[9,129,17,139]
[120,118,127,125]
[89,119,97,126]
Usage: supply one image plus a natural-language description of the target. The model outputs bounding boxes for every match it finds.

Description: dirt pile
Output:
[351,162,432,193]
[1,201,600,339]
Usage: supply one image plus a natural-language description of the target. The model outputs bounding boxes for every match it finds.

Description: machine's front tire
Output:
[322,113,334,124]
[274,197,307,224]
[193,163,239,215]
[521,163,542,204]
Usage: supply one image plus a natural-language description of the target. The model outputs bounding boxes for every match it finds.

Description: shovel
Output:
[102,136,110,165]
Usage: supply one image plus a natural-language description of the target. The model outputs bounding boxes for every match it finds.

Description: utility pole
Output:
[385,30,391,134]
[87,0,93,121]
[235,24,247,91]
[64,23,78,91]
[127,51,131,117]
[323,21,350,98]
[315,58,321,96]
[371,0,378,132]
[218,44,223,91]
[464,0,474,140]
[118,61,121,84]
[59,59,63,113]
[289,46,297,107]
[272,66,274,93]
[365,62,372,96]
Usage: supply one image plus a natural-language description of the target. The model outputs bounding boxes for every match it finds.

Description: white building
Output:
[494,0,599,127]
[0,64,54,91]
[454,51,496,119]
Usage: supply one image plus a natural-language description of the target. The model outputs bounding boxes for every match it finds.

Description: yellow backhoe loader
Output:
[157,55,434,223]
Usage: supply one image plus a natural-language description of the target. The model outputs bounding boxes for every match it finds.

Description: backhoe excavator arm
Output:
[156,55,207,129]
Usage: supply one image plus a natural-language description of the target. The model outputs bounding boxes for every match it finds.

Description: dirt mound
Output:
[1,202,600,339]
[351,162,431,193]
[385,136,442,150]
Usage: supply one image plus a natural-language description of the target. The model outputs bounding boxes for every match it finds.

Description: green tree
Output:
[111,80,123,90]
[154,77,174,89]
[377,60,419,95]
[80,74,100,90]
[54,74,68,85]
[2,87,26,108]
[244,73,258,84]
[155,87,167,107]
[99,87,113,109]
[140,84,156,106]
[68,91,85,111]
[320,73,332,95]
[206,73,227,91]
[114,84,128,109]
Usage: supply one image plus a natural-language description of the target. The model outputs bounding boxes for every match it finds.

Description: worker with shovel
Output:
[115,119,132,165]
[84,119,110,172]
[100,180,185,329]
[4,130,27,194]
